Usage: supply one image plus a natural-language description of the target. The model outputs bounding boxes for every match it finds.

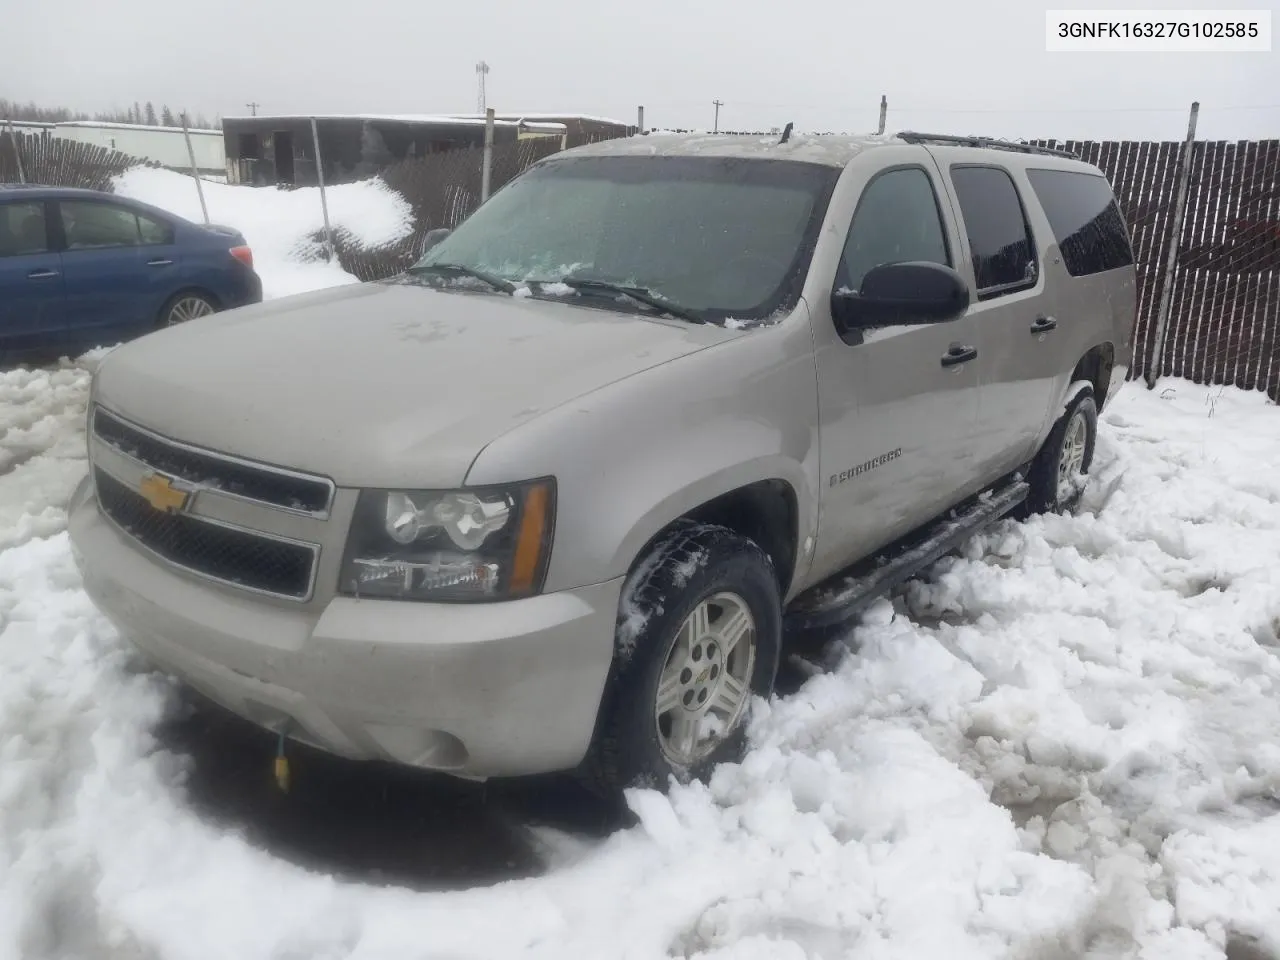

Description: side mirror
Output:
[831,261,970,330]
[419,227,451,256]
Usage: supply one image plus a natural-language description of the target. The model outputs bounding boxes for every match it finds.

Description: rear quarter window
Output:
[948,165,1038,300]
[1026,168,1134,277]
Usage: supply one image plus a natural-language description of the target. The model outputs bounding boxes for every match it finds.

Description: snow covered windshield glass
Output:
[410,155,840,324]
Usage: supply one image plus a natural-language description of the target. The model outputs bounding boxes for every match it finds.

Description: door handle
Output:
[940,343,978,367]
[147,258,174,267]
[27,269,59,279]
[1031,315,1058,334]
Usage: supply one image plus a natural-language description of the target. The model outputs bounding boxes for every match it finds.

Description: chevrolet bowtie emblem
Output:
[138,473,189,514]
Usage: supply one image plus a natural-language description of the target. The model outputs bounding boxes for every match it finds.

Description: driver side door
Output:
[810,161,983,580]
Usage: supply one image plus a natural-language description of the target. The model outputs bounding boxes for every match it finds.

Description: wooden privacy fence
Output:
[1033,137,1280,401]
[0,130,149,191]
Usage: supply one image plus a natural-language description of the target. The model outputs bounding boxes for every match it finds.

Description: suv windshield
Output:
[410,155,841,324]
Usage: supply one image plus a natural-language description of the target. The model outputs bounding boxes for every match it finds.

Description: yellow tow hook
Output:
[274,728,291,793]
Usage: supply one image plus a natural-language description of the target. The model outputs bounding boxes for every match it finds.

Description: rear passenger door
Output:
[56,199,179,349]
[810,161,982,578]
[0,199,67,351]
[940,161,1056,480]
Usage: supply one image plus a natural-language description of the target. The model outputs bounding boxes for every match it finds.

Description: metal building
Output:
[220,114,566,187]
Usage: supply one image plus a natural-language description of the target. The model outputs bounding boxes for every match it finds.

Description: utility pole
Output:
[712,99,723,133]
[246,102,259,116]
[877,95,887,135]
[475,61,490,114]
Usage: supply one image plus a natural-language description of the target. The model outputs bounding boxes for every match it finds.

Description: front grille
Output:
[92,407,333,515]
[95,469,316,599]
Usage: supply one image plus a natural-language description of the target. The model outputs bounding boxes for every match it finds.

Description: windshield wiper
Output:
[555,279,706,324]
[406,262,517,294]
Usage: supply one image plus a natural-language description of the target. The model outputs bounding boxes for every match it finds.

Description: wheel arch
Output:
[615,472,802,602]
[1068,342,1116,411]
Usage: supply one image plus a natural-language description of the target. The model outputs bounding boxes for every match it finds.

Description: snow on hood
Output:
[91,281,729,488]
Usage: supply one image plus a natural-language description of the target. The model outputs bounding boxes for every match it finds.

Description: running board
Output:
[784,479,1029,633]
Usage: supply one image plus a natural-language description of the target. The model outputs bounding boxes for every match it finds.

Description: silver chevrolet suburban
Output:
[68,130,1137,795]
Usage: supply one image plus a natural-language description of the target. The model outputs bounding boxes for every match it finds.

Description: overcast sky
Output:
[3,0,1275,141]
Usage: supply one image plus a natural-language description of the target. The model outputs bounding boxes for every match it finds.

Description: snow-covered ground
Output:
[112,168,413,298]
[0,371,1277,960]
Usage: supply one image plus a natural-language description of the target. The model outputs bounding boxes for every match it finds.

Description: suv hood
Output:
[92,280,729,488]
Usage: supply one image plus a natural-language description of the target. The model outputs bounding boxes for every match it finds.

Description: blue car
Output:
[0,184,263,358]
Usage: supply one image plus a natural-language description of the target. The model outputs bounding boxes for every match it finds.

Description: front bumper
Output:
[68,475,622,779]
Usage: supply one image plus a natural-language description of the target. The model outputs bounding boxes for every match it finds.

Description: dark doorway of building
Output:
[274,131,295,184]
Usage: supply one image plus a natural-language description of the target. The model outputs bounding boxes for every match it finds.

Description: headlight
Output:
[338,479,555,602]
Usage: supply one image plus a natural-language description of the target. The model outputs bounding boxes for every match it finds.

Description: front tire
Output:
[579,521,781,795]
[1025,388,1098,514]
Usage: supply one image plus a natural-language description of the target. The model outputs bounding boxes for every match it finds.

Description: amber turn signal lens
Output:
[509,482,551,593]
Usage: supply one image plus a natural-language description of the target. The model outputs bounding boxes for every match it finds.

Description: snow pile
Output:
[0,356,102,554]
[112,167,413,299]
[0,377,1278,959]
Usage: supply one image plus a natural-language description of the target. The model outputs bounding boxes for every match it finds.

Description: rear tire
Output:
[159,291,218,327]
[578,521,781,796]
[1024,388,1098,515]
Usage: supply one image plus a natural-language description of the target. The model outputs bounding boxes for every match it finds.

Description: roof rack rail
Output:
[896,131,1079,160]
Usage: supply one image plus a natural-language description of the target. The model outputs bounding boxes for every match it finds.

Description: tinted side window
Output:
[1026,168,1133,276]
[60,201,141,250]
[137,212,174,245]
[837,167,949,293]
[0,202,50,257]
[950,166,1037,298]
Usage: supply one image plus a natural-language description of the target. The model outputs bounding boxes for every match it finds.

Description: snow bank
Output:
[0,377,1278,959]
[112,168,413,299]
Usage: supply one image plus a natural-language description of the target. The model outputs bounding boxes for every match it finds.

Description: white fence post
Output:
[481,107,495,202]
[310,117,334,262]
[180,114,210,224]
[1145,100,1200,388]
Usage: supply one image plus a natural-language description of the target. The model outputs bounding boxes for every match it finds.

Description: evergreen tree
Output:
[144,102,157,125]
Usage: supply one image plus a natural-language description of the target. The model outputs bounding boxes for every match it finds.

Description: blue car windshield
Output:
[412,155,840,323]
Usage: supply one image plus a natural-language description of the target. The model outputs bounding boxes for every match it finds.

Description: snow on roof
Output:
[562,131,889,167]
[220,113,557,130]
[55,120,223,135]
[447,112,628,126]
